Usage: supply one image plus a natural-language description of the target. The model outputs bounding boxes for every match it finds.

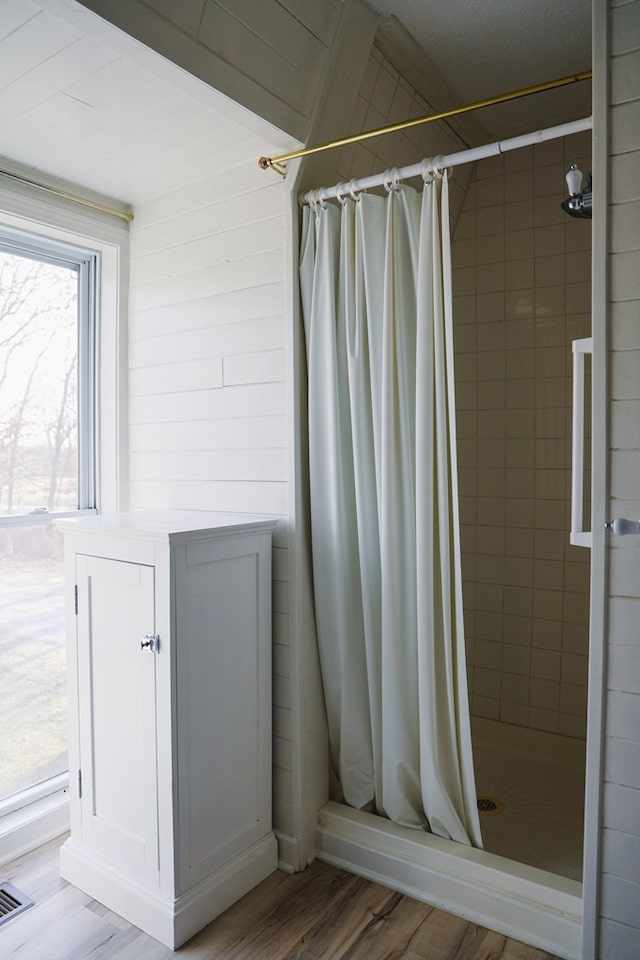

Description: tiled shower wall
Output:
[452,131,592,740]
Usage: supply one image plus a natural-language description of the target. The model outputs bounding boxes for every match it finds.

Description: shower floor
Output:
[472,718,586,881]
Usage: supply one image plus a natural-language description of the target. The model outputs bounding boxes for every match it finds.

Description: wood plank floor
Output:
[0,836,564,959]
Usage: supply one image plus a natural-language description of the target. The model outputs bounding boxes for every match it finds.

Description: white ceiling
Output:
[0,0,592,209]
[0,0,299,211]
[365,0,592,138]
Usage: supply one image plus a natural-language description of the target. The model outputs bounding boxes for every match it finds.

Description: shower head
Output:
[561,163,592,219]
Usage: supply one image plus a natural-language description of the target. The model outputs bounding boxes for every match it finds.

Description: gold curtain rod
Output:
[259,69,592,175]
[0,167,134,223]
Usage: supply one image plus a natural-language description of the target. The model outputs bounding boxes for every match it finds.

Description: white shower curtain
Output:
[300,173,482,847]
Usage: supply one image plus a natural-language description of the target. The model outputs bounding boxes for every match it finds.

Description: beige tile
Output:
[534,529,565,560]
[535,409,565,439]
[506,438,534,469]
[505,228,534,261]
[535,254,565,287]
[532,648,561,681]
[534,192,566,227]
[477,321,505,351]
[534,138,564,166]
[453,265,476,296]
[504,556,533,587]
[476,154,504,179]
[477,381,505,410]
[504,585,533,617]
[501,672,530,705]
[506,467,535,498]
[477,204,505,236]
[505,258,534,290]
[534,558,565,590]
[505,198,534,231]
[500,701,530,726]
[502,613,533,645]
[560,681,589,717]
[535,468,565,500]
[476,582,504,612]
[507,379,535,411]
[534,498,566,530]
[505,145,533,172]
[505,497,534,528]
[452,237,476,269]
[564,560,590,594]
[455,353,477,382]
[505,316,535,350]
[563,621,590,655]
[530,677,560,710]
[477,290,505,323]
[455,381,476,410]
[477,467,506,497]
[472,694,500,720]
[458,495,477,524]
[474,667,502,700]
[506,408,535,438]
[475,639,502,671]
[563,591,590,625]
[535,346,566,378]
[476,496,506,525]
[454,322,477,353]
[477,409,505,437]
[476,232,505,265]
[529,706,559,733]
[506,349,534,380]
[561,652,589,686]
[505,169,534,203]
[505,288,535,321]
[533,588,564,621]
[475,613,503,644]
[502,643,531,676]
[566,249,591,284]
[453,293,477,324]
[477,437,505,468]
[477,350,505,381]
[475,554,505,584]
[477,524,505,555]
[505,526,534,557]
[534,284,565,316]
[566,280,591,314]
[477,261,505,293]
[535,437,565,468]
[534,224,564,257]
[454,209,476,240]
[558,712,587,738]
[533,617,562,650]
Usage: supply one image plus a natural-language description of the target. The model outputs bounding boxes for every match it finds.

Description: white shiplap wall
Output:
[127,152,296,848]
[333,26,635,952]
[599,0,640,955]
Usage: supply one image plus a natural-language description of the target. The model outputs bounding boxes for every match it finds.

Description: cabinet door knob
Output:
[141,633,159,653]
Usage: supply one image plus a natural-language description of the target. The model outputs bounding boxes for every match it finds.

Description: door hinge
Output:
[78,770,82,799]
[74,584,78,615]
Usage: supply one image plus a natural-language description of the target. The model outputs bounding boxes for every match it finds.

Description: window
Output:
[0,229,98,817]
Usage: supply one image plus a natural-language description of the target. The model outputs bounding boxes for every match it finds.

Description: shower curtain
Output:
[299,173,482,847]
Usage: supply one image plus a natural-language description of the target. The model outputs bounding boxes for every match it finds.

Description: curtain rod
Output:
[301,116,592,206]
[0,167,134,223]
[259,69,592,175]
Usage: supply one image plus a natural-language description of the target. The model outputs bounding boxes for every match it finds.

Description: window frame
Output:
[0,181,128,864]
[0,227,100,523]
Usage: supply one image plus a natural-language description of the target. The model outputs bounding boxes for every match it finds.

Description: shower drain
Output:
[477,795,505,816]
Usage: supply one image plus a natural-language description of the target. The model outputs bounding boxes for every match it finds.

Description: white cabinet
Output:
[57,511,277,949]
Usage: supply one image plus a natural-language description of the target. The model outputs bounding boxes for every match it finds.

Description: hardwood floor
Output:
[1,836,563,959]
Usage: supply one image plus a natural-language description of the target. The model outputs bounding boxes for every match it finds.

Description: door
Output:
[75,555,159,885]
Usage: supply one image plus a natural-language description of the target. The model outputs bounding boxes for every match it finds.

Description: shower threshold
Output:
[315,801,581,960]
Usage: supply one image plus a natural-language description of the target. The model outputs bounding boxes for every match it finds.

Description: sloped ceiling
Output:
[365,0,592,138]
[0,0,300,210]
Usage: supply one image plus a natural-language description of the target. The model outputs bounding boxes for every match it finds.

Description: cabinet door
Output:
[75,555,159,885]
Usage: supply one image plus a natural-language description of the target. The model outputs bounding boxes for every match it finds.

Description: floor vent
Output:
[0,883,34,927]
[477,796,505,816]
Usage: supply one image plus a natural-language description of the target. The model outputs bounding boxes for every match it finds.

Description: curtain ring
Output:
[421,158,436,183]
[335,182,350,206]
[431,156,445,179]
[383,167,401,193]
[349,179,363,202]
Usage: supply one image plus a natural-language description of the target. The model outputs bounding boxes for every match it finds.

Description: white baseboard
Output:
[0,792,69,869]
[275,830,303,873]
[60,832,278,949]
[316,802,582,960]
